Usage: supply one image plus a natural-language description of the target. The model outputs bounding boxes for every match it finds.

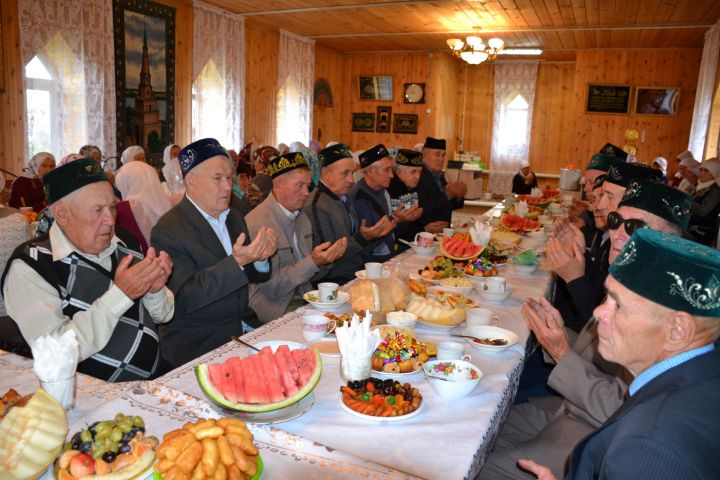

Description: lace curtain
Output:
[276,30,315,146]
[488,62,539,194]
[19,0,116,159]
[688,20,720,159]
[192,2,244,150]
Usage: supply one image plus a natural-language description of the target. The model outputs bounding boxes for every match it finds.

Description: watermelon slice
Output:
[440,236,483,260]
[195,345,322,413]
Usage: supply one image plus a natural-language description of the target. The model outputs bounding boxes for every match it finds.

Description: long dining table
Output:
[1,216,555,480]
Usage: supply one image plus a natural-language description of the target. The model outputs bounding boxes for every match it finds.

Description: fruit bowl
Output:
[423,359,483,399]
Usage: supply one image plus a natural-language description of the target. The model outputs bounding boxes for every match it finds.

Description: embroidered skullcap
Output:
[359,144,390,168]
[395,149,424,167]
[593,174,607,191]
[319,143,353,167]
[610,228,720,317]
[619,180,691,230]
[599,143,628,161]
[178,138,229,177]
[43,157,108,204]
[267,152,309,179]
[587,154,618,172]
[605,161,663,188]
[423,137,446,150]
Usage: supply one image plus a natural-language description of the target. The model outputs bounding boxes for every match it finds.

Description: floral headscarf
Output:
[252,146,280,175]
[300,147,321,191]
[238,143,253,167]
[23,152,55,179]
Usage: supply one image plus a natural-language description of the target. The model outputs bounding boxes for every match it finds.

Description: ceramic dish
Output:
[423,359,483,399]
[416,319,460,333]
[512,264,539,275]
[247,339,306,356]
[478,288,513,304]
[462,326,519,354]
[338,393,424,423]
[310,337,341,363]
[410,243,437,256]
[218,392,315,424]
[303,290,350,312]
[355,269,390,280]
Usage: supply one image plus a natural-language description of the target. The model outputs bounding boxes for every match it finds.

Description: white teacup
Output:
[414,231,435,247]
[484,277,506,293]
[442,227,455,237]
[466,308,501,327]
[317,282,339,303]
[364,262,389,280]
[436,341,472,362]
[301,315,336,342]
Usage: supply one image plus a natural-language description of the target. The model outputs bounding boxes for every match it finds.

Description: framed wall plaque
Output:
[586,84,632,114]
[352,113,375,132]
[393,114,418,134]
[634,87,680,116]
[376,106,391,133]
[358,76,393,101]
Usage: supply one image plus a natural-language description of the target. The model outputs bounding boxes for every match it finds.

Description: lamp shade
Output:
[465,36,483,49]
[488,37,504,50]
[446,38,464,50]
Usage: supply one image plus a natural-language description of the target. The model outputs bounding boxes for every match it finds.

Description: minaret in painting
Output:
[131,23,162,151]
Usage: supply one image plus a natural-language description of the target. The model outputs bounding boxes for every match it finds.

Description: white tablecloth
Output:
[159,250,554,479]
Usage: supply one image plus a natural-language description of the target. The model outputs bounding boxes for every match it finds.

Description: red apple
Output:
[69,453,95,478]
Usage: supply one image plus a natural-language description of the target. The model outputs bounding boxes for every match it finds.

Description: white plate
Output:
[338,393,424,422]
[371,365,423,376]
[511,264,538,275]
[410,242,437,256]
[355,269,390,280]
[478,288,513,304]
[431,283,474,296]
[248,339,306,356]
[218,392,315,424]
[416,319,460,332]
[462,326,519,354]
[303,290,350,312]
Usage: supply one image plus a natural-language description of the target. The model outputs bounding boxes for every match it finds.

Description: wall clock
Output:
[403,83,425,104]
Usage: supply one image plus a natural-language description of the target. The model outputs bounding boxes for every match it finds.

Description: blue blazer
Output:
[568,346,720,479]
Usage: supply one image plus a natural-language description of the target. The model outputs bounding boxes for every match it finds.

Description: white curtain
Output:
[276,30,315,146]
[688,20,720,160]
[192,2,245,150]
[488,62,539,193]
[19,0,116,159]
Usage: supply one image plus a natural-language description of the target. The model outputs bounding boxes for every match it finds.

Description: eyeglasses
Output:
[607,211,647,236]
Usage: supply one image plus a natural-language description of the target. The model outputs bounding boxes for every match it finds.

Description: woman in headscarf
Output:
[289,141,306,153]
[652,156,668,184]
[251,145,279,199]
[687,157,720,246]
[300,146,321,191]
[511,160,537,195]
[276,143,289,155]
[79,145,102,163]
[161,144,185,194]
[120,145,145,165]
[115,161,172,253]
[9,152,55,212]
[676,156,700,195]
[235,162,263,211]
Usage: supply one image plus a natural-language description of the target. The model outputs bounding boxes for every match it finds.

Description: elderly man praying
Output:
[2,158,174,381]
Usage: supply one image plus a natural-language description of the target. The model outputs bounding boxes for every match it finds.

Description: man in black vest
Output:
[2,158,175,381]
[416,137,466,234]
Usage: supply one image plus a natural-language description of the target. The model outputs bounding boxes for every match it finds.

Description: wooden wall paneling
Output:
[458,64,493,166]
[313,45,345,145]
[529,62,576,173]
[340,52,431,152]
[0,0,26,176]
[429,53,463,156]
[243,20,279,148]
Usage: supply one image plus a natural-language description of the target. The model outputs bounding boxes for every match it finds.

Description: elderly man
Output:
[387,148,425,247]
[416,137,466,234]
[305,144,395,284]
[247,152,347,323]
[151,138,277,368]
[2,158,174,381]
[520,228,720,479]
[348,145,399,263]
[481,181,693,479]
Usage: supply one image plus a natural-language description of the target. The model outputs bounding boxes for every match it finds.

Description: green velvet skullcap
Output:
[592,174,607,190]
[319,143,353,167]
[610,228,720,317]
[395,149,424,167]
[605,161,663,187]
[587,154,618,172]
[43,157,108,205]
[267,152,309,179]
[599,142,628,161]
[618,180,692,230]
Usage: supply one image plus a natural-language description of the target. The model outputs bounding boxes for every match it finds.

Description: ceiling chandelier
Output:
[446,34,504,65]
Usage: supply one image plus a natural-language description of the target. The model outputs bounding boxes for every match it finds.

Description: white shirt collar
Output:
[186,193,230,223]
[49,222,120,263]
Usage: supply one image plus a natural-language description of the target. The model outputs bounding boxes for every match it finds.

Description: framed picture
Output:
[352,113,375,132]
[586,84,632,114]
[393,114,418,134]
[113,0,176,166]
[376,106,392,133]
[634,87,680,116]
[358,76,393,101]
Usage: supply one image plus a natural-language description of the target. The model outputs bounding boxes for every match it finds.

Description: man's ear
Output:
[665,310,696,354]
[51,203,69,226]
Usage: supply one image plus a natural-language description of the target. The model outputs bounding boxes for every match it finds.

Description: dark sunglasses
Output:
[607,211,647,236]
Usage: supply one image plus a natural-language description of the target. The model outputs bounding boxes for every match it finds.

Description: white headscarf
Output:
[23,152,55,179]
[121,146,144,165]
[161,144,185,193]
[58,153,84,167]
[115,161,172,244]
[652,156,668,175]
[413,143,424,152]
[276,143,289,155]
[676,150,694,162]
[700,157,720,187]
[289,141,306,153]
[325,141,339,148]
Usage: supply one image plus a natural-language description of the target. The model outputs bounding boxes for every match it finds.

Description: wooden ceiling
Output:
[202,0,720,60]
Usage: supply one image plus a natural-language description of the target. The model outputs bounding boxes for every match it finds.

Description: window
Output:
[498,94,530,156]
[192,59,225,142]
[25,56,60,155]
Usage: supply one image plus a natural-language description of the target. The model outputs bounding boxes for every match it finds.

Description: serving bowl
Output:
[410,242,437,256]
[478,288,513,303]
[512,264,538,275]
[423,359,483,399]
[303,290,350,312]
[461,326,519,354]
